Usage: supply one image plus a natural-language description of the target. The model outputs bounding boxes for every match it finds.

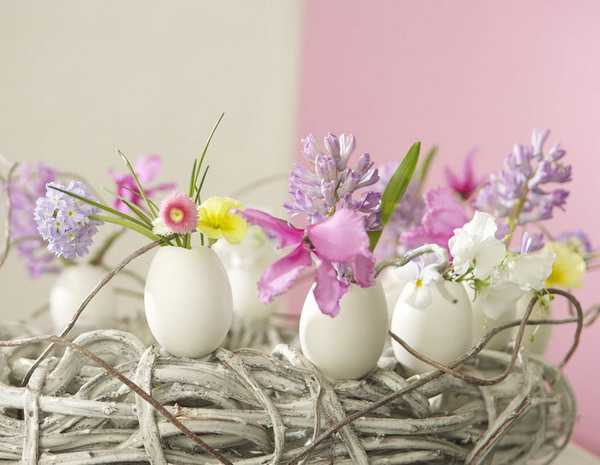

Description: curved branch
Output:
[0,335,233,465]
[21,240,162,386]
[288,288,584,464]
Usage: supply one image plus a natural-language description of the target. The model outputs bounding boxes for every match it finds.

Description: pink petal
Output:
[258,244,312,303]
[242,208,304,248]
[351,252,376,288]
[308,208,369,262]
[135,155,163,183]
[313,260,350,317]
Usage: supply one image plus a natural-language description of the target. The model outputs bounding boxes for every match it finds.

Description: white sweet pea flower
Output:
[449,211,507,279]
[474,269,525,319]
[507,247,556,291]
[397,262,441,309]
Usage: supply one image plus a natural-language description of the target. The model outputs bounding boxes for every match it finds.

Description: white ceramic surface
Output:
[391,280,472,374]
[299,282,388,380]
[144,246,233,358]
[49,264,118,332]
[214,229,280,323]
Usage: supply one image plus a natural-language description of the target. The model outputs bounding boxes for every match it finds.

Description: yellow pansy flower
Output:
[197,197,247,244]
[545,242,586,289]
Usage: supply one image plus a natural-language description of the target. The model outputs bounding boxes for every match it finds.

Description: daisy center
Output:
[169,207,185,223]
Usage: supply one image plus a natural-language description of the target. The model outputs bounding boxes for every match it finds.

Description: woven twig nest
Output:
[0,329,574,465]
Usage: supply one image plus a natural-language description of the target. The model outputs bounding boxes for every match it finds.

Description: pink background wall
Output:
[298,1,600,452]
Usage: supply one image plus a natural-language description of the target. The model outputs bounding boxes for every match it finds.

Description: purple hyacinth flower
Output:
[474,129,571,225]
[34,181,103,259]
[285,133,381,229]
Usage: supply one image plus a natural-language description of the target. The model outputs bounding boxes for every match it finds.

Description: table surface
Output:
[557,445,600,465]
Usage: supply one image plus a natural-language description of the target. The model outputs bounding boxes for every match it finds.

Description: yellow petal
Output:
[221,214,247,244]
[545,242,586,289]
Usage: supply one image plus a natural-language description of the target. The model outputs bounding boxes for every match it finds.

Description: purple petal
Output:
[308,208,369,262]
[313,260,349,317]
[258,244,312,303]
[242,209,304,248]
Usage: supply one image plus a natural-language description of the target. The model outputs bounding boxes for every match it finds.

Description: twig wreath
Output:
[1,125,599,464]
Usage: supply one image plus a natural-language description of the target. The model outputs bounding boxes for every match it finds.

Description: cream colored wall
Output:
[0,1,302,319]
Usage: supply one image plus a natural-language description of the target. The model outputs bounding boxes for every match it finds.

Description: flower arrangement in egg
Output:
[243,129,599,379]
[5,154,175,332]
[30,118,249,358]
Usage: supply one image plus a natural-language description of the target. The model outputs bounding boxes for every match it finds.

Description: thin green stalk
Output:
[117,150,158,217]
[194,165,210,204]
[48,185,150,230]
[92,215,160,242]
[193,113,225,187]
[189,158,198,198]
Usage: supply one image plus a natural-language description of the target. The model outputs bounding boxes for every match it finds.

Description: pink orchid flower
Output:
[109,155,176,213]
[401,188,468,252]
[241,208,376,317]
[445,150,480,200]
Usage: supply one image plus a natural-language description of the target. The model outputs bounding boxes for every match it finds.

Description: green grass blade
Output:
[189,158,198,198]
[418,145,438,187]
[194,165,210,204]
[193,113,225,187]
[92,214,161,242]
[48,185,151,231]
[117,150,158,217]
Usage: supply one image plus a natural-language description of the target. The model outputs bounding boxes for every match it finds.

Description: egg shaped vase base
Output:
[144,246,233,358]
[299,282,388,381]
[49,264,119,334]
[391,280,473,375]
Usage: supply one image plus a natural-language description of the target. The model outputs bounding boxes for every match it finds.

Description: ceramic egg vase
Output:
[144,246,233,358]
[515,292,553,356]
[299,282,388,380]
[50,264,118,333]
[391,280,472,374]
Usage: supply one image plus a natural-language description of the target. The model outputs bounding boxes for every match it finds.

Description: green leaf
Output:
[418,145,438,186]
[189,158,198,198]
[118,150,158,217]
[48,185,151,231]
[370,141,421,251]
[194,165,210,204]
[192,112,225,190]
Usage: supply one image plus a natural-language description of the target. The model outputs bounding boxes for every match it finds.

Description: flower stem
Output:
[92,215,161,242]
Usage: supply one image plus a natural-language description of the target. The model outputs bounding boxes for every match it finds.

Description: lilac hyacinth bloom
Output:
[475,129,571,225]
[7,162,61,277]
[519,231,545,254]
[285,133,381,229]
[372,161,425,259]
[34,181,103,259]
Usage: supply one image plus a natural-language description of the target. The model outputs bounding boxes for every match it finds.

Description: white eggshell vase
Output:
[299,282,388,380]
[50,264,118,333]
[391,280,472,375]
[515,292,553,356]
[144,246,233,358]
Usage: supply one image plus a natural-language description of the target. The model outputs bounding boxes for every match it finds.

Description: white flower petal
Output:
[473,238,506,278]
[462,211,498,240]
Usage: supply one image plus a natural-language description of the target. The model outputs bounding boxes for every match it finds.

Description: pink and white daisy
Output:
[153,192,198,235]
